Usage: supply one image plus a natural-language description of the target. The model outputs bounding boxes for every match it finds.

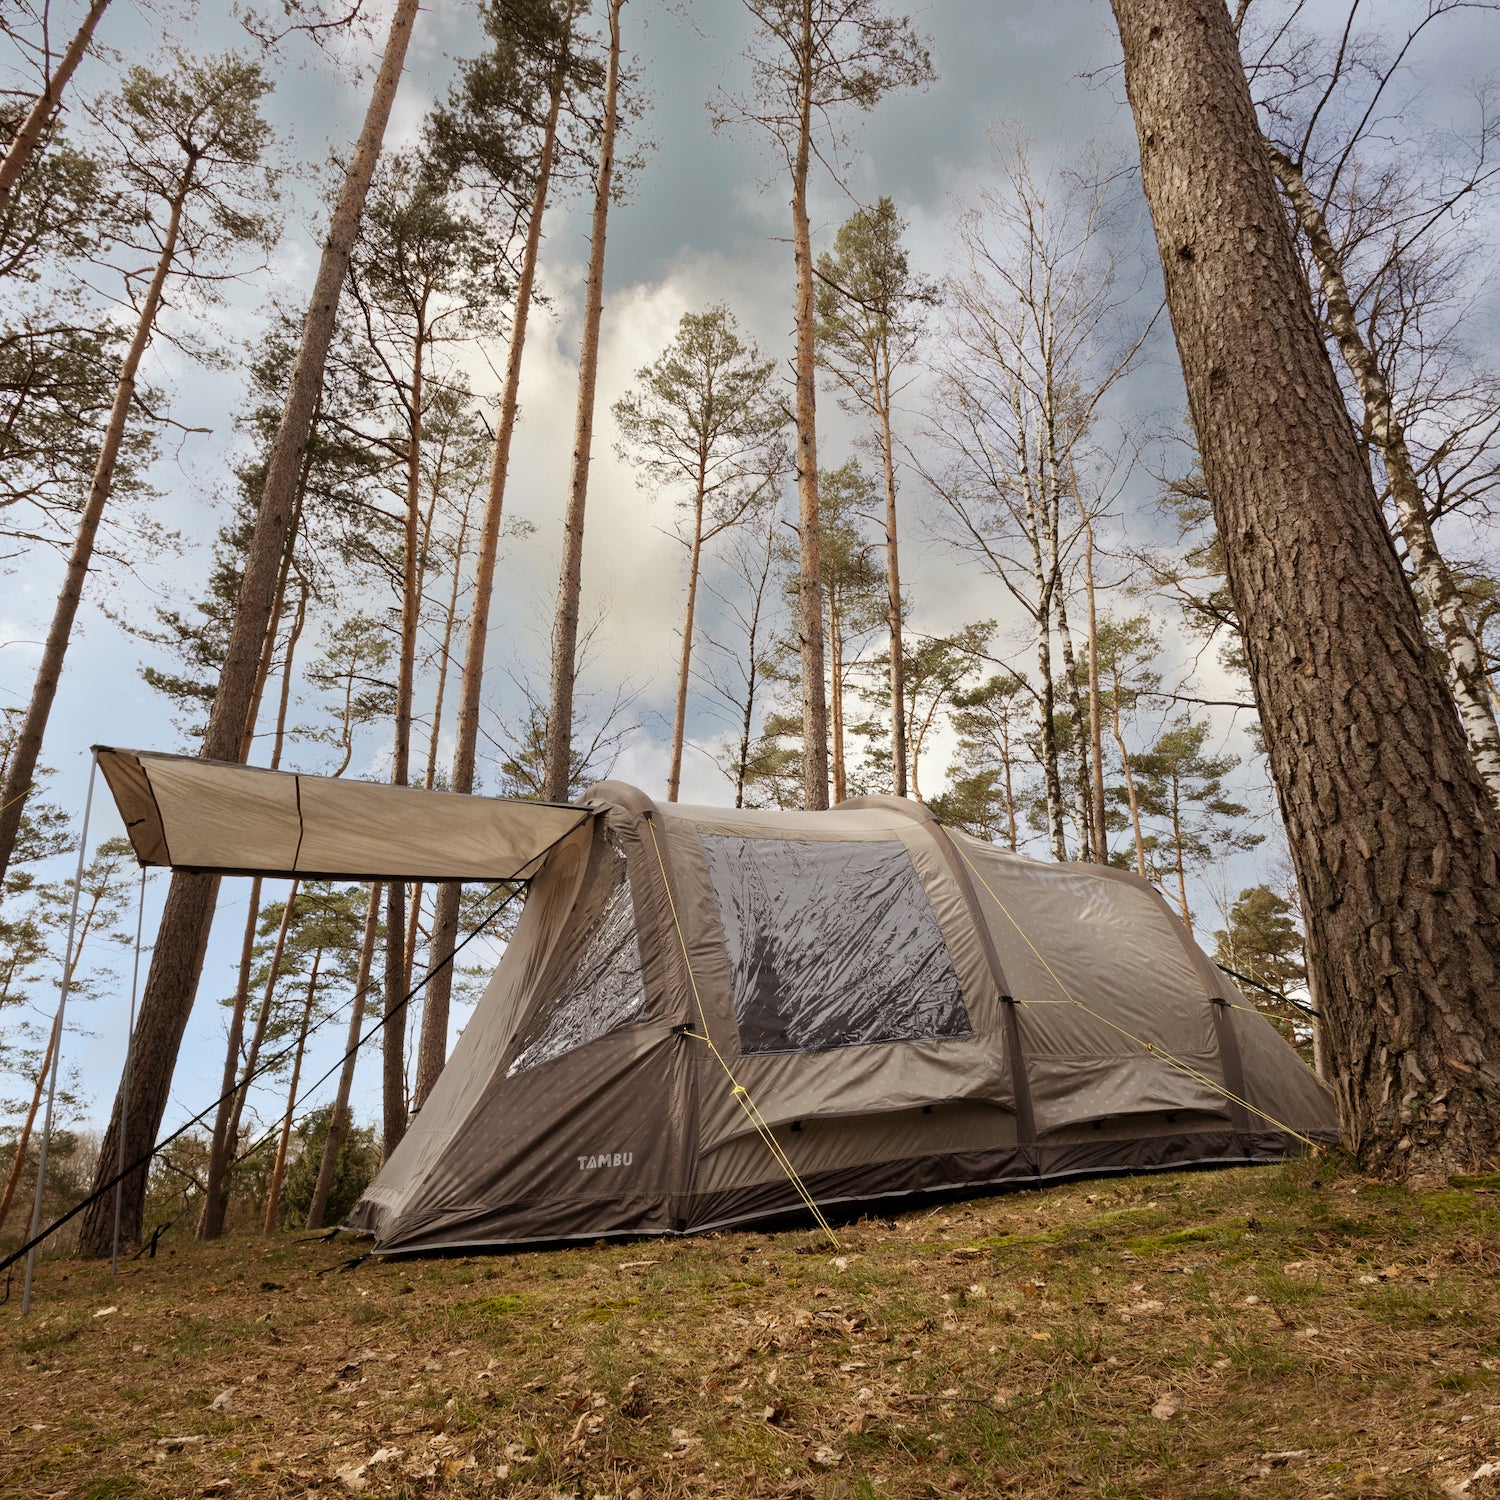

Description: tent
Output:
[97,749,1337,1255]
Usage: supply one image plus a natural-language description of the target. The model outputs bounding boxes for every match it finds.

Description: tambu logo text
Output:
[578,1151,633,1170]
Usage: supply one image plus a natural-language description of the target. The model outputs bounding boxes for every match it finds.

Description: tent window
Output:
[700,834,971,1054]
[507,840,645,1075]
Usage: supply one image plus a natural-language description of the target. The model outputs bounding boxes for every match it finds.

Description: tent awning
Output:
[94,746,591,881]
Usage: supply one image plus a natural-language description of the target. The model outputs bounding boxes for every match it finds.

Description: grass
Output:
[3,1159,1499,1498]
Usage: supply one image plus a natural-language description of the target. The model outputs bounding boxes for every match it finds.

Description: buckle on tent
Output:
[672,1021,696,1036]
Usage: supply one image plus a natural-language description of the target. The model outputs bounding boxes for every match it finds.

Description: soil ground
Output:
[3,1159,1499,1499]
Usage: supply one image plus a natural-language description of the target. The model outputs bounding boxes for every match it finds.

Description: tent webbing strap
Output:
[642,813,841,1251]
[948,843,1321,1152]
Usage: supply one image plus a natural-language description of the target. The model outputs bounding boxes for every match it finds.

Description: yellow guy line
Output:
[949,840,1319,1152]
[643,816,842,1251]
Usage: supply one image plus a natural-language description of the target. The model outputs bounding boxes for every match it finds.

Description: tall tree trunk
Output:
[0,177,188,889]
[829,590,846,803]
[667,493,705,803]
[791,0,829,810]
[1076,472,1109,861]
[77,0,421,1256]
[409,493,472,1106]
[0,1000,62,1235]
[1266,148,1500,807]
[416,33,571,1115]
[1053,585,1094,859]
[877,386,908,798]
[734,516,777,809]
[307,882,381,1230]
[381,321,424,1157]
[219,878,300,1219]
[262,945,321,1233]
[1169,777,1192,930]
[0,0,112,214]
[200,508,305,1240]
[1110,0,1500,1177]
[0,868,109,1231]
[544,0,624,804]
[1110,662,1147,878]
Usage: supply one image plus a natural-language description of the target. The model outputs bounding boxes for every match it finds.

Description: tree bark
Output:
[667,495,705,802]
[262,944,321,1233]
[0,0,112,214]
[791,0,829,810]
[77,0,421,1256]
[381,317,425,1156]
[0,176,188,889]
[1109,0,1500,1177]
[417,31,571,1113]
[877,380,908,798]
[1266,147,1500,808]
[307,882,381,1230]
[200,524,305,1240]
[544,0,625,804]
[1109,661,1148,879]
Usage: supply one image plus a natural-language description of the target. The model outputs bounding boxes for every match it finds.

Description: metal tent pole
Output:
[111,865,147,1276]
[22,751,97,1315]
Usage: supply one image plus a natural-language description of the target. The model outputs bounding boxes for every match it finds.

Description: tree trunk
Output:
[409,493,472,1108]
[1053,585,1094,860]
[0,1005,61,1234]
[0,177,188,889]
[214,878,300,1222]
[1110,663,1148,878]
[1169,777,1192,931]
[195,874,262,1240]
[667,493,705,802]
[1266,148,1500,808]
[417,34,570,1111]
[877,379,908,798]
[262,945,321,1233]
[1110,0,1500,1178]
[544,0,624,804]
[1076,473,1109,861]
[77,0,422,1256]
[307,882,381,1230]
[791,0,829,811]
[829,590,846,803]
[381,318,424,1155]
[200,550,305,1239]
[0,0,112,214]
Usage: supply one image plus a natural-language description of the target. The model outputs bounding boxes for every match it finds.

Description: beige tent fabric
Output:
[94,746,590,880]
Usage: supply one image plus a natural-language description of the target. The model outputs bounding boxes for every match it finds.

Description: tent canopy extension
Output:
[94,751,1336,1254]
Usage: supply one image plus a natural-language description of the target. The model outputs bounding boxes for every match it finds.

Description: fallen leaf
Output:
[1151,1394,1181,1420]
[93,1306,117,1319]
[811,1445,842,1467]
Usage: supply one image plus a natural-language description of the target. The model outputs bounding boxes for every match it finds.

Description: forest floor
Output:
[3,1159,1499,1500]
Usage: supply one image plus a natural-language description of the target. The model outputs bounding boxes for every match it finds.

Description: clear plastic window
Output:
[699,834,971,1054]
[507,840,646,1075]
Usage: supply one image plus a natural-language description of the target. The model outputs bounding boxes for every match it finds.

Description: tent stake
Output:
[22,751,97,1315]
[112,866,147,1276]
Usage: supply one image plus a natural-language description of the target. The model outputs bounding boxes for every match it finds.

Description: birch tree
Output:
[1108,0,1500,1176]
[927,134,1147,860]
[814,196,935,797]
[715,0,933,809]
[1243,0,1500,801]
[612,304,787,802]
[78,0,423,1256]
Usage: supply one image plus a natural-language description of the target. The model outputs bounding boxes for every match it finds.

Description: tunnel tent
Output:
[341,782,1337,1253]
[94,749,1337,1255]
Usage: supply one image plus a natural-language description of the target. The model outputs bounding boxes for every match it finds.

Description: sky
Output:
[3,0,1496,1147]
